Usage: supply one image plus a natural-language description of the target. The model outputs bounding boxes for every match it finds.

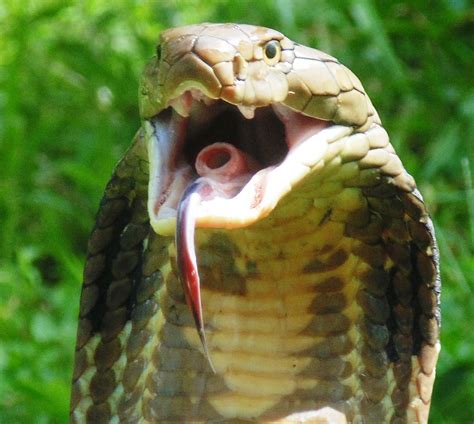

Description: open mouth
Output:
[144,88,352,363]
[146,88,343,236]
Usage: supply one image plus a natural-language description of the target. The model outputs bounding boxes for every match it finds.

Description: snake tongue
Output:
[176,142,260,370]
[176,179,215,371]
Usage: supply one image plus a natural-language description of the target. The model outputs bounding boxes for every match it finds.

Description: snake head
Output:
[139,24,292,117]
[140,23,379,233]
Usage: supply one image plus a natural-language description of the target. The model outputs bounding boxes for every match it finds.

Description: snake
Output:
[70,23,441,423]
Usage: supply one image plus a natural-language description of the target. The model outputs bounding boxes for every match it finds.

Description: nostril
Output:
[204,148,231,169]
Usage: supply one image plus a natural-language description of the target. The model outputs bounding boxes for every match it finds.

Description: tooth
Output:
[238,105,255,119]
[202,96,216,106]
[176,179,216,372]
[169,93,193,117]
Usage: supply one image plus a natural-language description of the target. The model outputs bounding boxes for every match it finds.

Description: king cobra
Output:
[70,23,441,423]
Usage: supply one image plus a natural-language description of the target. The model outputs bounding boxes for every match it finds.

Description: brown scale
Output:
[198,232,247,295]
[297,357,352,379]
[308,292,347,314]
[283,384,354,407]
[313,276,346,292]
[160,295,194,327]
[122,357,145,390]
[302,314,351,336]
[302,248,349,273]
[358,267,390,297]
[85,403,110,423]
[360,318,389,350]
[345,213,384,244]
[301,333,354,359]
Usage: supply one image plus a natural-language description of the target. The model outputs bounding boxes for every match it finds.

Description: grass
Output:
[0,0,472,422]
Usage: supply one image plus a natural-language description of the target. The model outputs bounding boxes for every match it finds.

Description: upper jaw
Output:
[145,90,346,236]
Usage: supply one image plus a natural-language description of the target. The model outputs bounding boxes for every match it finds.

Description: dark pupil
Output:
[265,42,278,59]
[156,45,162,60]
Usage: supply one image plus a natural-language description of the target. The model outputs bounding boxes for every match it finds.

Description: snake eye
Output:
[263,40,281,65]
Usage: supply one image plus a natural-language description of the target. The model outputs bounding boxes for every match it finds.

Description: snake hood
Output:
[71,23,440,423]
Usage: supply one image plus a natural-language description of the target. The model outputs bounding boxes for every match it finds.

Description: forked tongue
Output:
[176,142,260,370]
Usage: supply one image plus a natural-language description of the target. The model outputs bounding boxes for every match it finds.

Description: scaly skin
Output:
[70,24,440,423]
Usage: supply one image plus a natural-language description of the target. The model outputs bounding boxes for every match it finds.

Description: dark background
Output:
[0,0,472,421]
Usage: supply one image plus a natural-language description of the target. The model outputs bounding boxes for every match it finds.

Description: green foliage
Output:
[0,0,472,421]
